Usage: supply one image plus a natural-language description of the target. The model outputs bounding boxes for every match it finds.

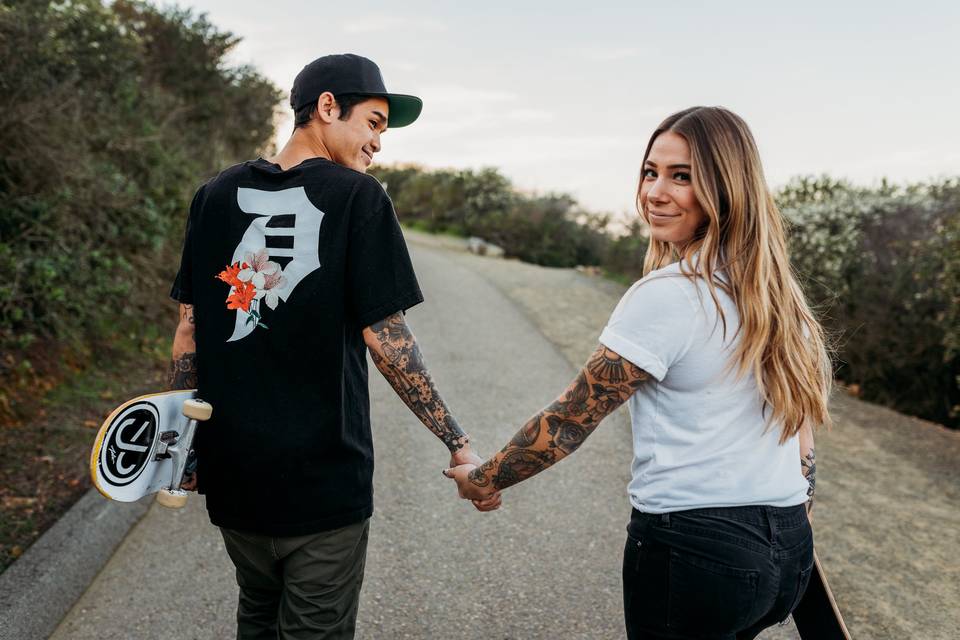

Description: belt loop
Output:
[660,513,671,527]
[765,506,777,543]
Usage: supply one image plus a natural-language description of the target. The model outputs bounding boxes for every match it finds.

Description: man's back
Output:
[171,157,422,536]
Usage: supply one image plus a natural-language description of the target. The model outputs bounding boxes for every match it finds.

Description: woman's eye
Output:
[370,121,378,129]
[642,169,656,179]
[674,172,691,182]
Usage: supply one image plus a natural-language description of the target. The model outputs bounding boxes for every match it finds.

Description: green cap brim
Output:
[341,92,422,128]
[384,94,423,128]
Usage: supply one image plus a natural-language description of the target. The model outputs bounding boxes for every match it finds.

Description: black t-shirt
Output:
[170,157,422,536]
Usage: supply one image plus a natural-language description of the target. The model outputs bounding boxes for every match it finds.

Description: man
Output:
[168,53,500,640]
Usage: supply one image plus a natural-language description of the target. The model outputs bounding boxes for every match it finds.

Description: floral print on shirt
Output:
[217,248,287,331]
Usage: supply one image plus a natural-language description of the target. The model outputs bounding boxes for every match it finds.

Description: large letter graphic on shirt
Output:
[227,187,325,342]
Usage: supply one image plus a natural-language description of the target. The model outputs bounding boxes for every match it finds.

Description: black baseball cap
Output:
[290,54,423,128]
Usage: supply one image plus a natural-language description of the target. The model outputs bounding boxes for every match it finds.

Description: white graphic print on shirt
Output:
[226,187,325,342]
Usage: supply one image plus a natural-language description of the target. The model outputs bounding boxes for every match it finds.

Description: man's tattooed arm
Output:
[466,345,650,493]
[168,303,198,390]
[363,312,469,453]
[169,303,198,491]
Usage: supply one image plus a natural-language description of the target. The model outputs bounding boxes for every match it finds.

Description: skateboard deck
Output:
[90,389,211,507]
[792,551,852,639]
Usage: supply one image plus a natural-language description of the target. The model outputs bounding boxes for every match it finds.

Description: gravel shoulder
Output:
[406,229,960,640]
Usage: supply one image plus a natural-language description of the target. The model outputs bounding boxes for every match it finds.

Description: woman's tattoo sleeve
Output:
[801,448,816,514]
[365,313,468,453]
[468,345,650,491]
[168,304,198,390]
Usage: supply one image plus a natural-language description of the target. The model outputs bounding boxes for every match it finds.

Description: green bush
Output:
[780,176,960,428]
[602,218,649,283]
[0,0,281,374]
[372,164,609,268]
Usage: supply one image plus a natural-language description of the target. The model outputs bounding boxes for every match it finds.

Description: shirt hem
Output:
[598,328,668,381]
[356,290,425,329]
[208,503,374,537]
[629,495,809,514]
[169,285,193,305]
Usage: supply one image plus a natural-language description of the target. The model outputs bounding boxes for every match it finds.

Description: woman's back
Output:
[600,260,809,513]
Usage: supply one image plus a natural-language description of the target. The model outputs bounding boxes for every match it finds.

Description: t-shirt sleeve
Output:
[598,275,699,381]
[169,185,206,304]
[346,177,424,328]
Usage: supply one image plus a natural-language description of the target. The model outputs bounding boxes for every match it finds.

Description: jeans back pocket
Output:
[667,549,760,635]
[785,563,814,618]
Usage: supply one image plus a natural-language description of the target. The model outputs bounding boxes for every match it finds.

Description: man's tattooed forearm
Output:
[169,352,198,389]
[801,448,816,512]
[180,304,195,325]
[471,346,651,491]
[369,313,468,452]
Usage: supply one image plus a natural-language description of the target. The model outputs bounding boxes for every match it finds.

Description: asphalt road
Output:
[51,243,802,639]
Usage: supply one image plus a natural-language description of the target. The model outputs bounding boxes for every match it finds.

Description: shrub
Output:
[780,177,960,427]
[0,0,281,416]
[372,165,608,268]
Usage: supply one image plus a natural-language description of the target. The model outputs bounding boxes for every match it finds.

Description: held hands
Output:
[447,446,501,512]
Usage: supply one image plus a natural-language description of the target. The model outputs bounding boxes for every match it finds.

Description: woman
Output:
[445,106,831,640]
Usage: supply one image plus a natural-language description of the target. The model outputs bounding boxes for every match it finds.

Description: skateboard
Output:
[90,389,212,509]
[792,550,852,639]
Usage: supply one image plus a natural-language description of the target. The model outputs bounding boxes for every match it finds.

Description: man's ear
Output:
[315,92,339,124]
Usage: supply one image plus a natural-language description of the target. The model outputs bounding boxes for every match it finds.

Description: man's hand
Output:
[180,449,198,492]
[181,472,198,492]
[448,448,501,511]
[449,445,482,469]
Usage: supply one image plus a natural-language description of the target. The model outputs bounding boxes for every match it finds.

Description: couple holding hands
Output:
[169,53,830,640]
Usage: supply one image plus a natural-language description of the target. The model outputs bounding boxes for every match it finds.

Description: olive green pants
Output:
[219,519,370,640]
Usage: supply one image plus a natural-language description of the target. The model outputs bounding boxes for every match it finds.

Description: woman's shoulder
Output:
[637,262,700,297]
[617,264,700,314]
[642,260,729,298]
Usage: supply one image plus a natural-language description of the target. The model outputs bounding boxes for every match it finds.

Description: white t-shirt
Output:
[599,261,809,513]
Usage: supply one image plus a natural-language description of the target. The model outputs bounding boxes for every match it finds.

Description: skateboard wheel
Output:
[182,399,212,421]
[157,488,189,509]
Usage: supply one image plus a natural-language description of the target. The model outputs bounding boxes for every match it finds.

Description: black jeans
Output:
[622,505,813,640]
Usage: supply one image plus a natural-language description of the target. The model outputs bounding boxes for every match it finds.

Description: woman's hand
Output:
[444,463,498,502]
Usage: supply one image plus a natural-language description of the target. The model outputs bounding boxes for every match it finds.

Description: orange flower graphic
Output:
[217,250,284,333]
[217,261,247,288]
[226,280,256,312]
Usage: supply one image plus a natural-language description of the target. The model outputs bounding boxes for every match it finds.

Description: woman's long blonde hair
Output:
[637,106,832,442]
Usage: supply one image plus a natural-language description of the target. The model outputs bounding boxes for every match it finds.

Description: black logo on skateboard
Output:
[99,402,159,486]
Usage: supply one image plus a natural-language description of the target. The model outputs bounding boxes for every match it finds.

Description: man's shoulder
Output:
[195,160,255,196]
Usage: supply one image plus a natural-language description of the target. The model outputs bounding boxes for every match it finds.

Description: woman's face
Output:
[639,131,708,247]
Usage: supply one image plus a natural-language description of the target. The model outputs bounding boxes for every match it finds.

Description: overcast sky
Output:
[185,0,960,217]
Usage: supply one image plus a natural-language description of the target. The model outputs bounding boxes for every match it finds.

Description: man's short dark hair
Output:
[294,94,371,129]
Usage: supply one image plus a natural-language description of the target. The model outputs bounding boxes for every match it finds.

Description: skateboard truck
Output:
[155,399,212,509]
[154,431,178,459]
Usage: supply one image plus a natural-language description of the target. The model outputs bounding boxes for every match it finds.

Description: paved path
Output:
[52,243,648,639]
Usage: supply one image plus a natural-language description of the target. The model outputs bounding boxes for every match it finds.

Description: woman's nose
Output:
[647,178,669,204]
